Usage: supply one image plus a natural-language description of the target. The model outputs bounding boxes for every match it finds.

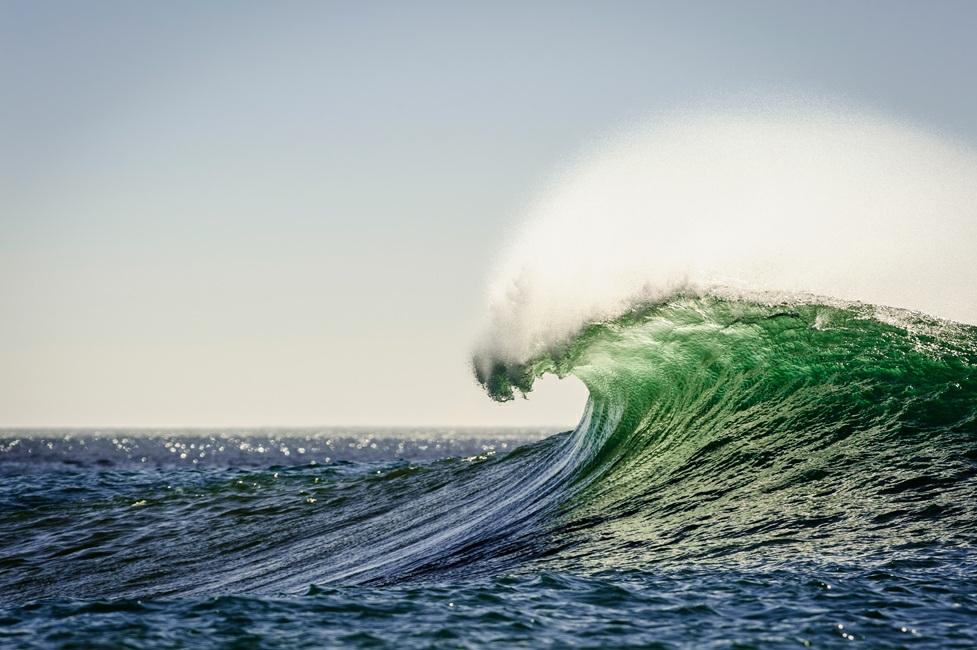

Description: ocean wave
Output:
[479,296,977,575]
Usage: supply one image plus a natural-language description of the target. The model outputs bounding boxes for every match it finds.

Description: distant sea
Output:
[3,418,976,648]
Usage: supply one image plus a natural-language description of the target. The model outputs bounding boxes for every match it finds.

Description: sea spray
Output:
[476,104,977,373]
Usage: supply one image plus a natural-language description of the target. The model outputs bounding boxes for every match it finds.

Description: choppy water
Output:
[3,298,977,648]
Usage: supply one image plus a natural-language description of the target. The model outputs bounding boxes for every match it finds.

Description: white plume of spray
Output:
[477,102,977,371]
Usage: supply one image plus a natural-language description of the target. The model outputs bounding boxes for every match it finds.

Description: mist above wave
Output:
[476,102,977,372]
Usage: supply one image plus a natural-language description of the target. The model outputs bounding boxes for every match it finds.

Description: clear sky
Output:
[2,1,976,427]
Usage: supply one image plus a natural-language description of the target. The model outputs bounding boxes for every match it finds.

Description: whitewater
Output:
[475,104,977,374]
[2,105,976,648]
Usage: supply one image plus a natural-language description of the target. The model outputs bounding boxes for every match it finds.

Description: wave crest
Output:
[475,103,977,383]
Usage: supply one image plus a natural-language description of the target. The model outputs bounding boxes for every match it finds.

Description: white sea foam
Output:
[477,102,977,368]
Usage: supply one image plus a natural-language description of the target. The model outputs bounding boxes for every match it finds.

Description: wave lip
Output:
[476,104,977,373]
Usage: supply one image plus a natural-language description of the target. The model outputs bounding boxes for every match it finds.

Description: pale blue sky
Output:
[2,1,976,426]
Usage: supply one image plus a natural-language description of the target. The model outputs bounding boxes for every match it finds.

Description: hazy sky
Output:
[3,1,976,427]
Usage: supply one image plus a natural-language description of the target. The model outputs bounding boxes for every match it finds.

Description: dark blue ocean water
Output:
[1,425,976,649]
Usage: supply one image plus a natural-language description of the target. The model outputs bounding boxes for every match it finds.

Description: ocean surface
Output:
[3,297,977,648]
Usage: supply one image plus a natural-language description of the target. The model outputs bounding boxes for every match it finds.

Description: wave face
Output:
[480,296,977,571]
[464,107,977,585]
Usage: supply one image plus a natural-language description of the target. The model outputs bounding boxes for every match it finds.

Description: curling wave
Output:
[480,296,977,574]
[462,104,977,576]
